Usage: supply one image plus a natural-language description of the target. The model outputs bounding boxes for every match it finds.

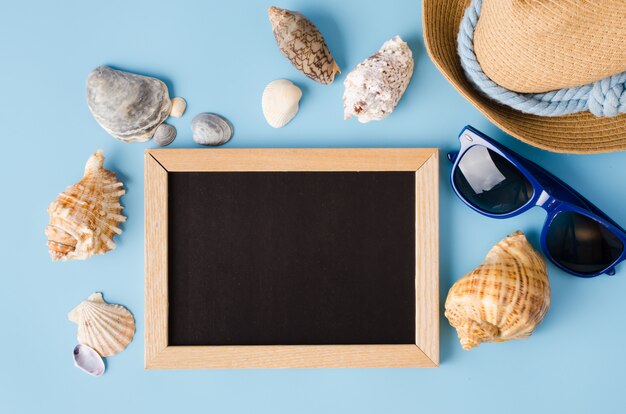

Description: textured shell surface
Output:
[343,36,414,123]
[86,65,181,143]
[262,79,303,128]
[153,124,177,147]
[444,231,551,350]
[73,344,105,377]
[45,150,126,261]
[191,113,233,146]
[68,292,135,357]
[268,6,340,85]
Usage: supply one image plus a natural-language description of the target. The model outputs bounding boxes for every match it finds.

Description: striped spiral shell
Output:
[45,150,125,261]
[268,6,340,85]
[68,293,135,357]
[445,231,550,350]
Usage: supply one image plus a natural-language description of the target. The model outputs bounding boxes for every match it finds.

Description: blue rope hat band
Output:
[457,0,626,118]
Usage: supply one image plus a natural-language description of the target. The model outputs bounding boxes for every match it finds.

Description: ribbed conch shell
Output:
[343,36,414,123]
[268,6,340,85]
[262,79,303,128]
[445,231,550,350]
[68,293,135,357]
[45,150,125,261]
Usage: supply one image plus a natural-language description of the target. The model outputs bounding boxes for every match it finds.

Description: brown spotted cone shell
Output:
[445,231,550,350]
[45,150,126,261]
[268,6,340,85]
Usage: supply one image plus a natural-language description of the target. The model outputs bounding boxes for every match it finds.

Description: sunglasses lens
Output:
[546,211,623,275]
[453,145,534,214]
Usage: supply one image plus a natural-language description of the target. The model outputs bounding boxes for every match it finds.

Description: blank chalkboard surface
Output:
[145,148,438,368]
[168,172,416,346]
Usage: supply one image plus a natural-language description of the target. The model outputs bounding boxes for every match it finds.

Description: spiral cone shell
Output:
[268,6,340,85]
[445,231,550,350]
[45,150,125,261]
[68,293,135,357]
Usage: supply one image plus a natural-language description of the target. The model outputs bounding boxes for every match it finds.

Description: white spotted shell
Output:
[68,293,135,357]
[343,36,414,123]
[262,79,302,128]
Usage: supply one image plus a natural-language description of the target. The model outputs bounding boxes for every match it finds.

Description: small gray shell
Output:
[191,113,233,146]
[73,344,105,377]
[153,124,177,147]
[86,65,180,143]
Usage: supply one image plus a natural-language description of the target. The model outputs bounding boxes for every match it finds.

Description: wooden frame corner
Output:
[145,148,439,369]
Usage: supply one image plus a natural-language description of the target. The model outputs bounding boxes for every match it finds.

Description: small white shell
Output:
[153,124,177,146]
[262,79,302,128]
[73,344,105,377]
[170,97,187,118]
[191,113,233,146]
[68,292,135,357]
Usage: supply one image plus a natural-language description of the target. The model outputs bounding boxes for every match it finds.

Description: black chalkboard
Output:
[168,171,416,346]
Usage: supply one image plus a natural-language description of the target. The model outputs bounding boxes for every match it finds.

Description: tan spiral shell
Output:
[45,150,125,261]
[68,292,135,357]
[445,231,550,350]
[268,6,340,85]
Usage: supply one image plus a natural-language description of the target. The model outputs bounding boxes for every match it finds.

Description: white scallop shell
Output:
[73,344,105,377]
[262,79,302,128]
[68,293,135,357]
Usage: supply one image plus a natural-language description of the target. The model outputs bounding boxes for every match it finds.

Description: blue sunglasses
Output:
[448,126,626,278]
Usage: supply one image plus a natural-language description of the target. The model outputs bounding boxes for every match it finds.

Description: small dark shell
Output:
[153,124,177,147]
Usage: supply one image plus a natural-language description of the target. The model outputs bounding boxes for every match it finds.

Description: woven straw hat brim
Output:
[423,0,626,154]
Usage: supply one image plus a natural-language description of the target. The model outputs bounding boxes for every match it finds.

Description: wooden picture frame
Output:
[145,148,439,369]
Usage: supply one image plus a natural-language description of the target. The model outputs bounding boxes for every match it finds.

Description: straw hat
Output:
[423,0,626,154]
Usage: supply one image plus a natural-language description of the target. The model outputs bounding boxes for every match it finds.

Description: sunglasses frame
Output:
[448,125,626,278]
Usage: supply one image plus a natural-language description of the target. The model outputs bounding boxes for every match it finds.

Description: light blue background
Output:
[2,1,625,412]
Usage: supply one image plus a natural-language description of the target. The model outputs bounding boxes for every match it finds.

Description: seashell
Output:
[73,344,105,377]
[191,113,233,146]
[170,97,187,118]
[262,79,302,128]
[45,150,125,261]
[343,36,414,123]
[86,65,186,143]
[153,124,177,147]
[68,292,135,357]
[268,6,340,85]
[445,231,551,350]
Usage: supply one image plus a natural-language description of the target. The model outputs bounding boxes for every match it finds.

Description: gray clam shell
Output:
[191,113,233,146]
[73,344,105,377]
[153,124,177,147]
[86,66,172,143]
